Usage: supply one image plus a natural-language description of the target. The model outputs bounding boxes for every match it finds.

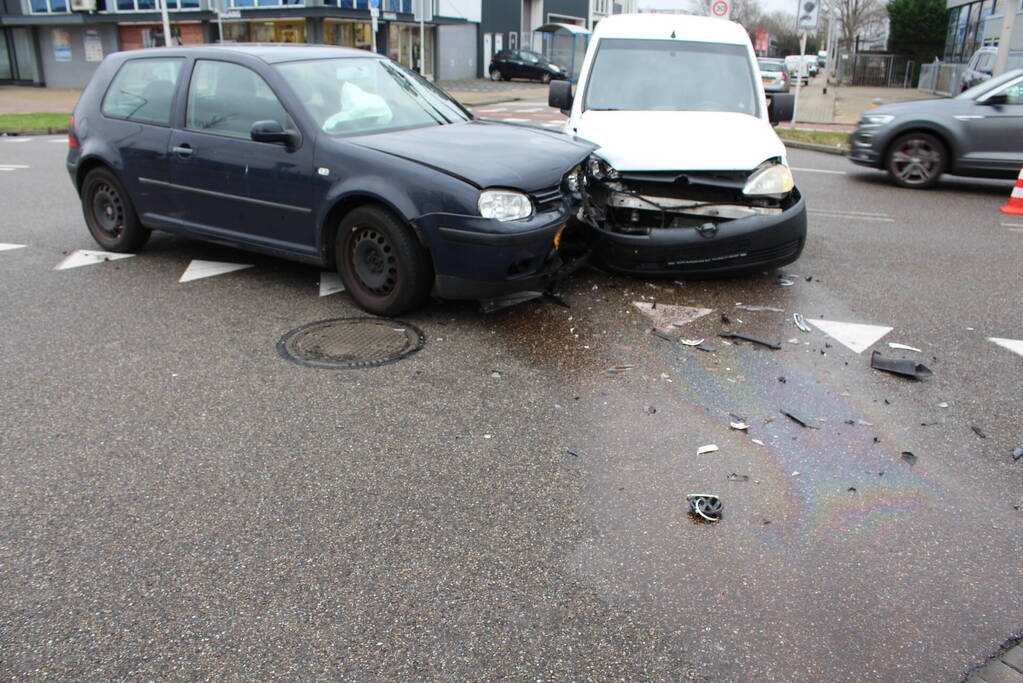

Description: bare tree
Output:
[688,0,765,32]
[822,0,887,49]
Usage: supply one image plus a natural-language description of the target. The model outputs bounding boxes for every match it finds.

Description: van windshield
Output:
[584,38,759,116]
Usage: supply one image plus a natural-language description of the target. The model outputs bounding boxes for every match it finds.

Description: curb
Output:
[782,140,848,156]
[0,127,69,136]
[460,96,522,108]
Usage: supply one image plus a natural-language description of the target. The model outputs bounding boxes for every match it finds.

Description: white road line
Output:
[1,137,32,143]
[1001,222,1023,228]
[809,212,895,222]
[1009,228,1023,233]
[791,167,847,175]
[48,139,67,143]
[0,164,29,168]
[809,208,890,216]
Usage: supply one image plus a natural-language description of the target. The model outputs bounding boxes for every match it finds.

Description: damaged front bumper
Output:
[582,173,807,277]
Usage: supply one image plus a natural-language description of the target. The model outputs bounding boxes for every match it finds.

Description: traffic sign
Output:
[797,0,820,32]
[711,0,730,19]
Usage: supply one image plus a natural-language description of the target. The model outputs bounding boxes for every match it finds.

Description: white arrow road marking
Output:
[319,271,345,297]
[808,319,893,354]
[0,243,27,251]
[989,337,1023,358]
[179,259,252,283]
[55,249,134,270]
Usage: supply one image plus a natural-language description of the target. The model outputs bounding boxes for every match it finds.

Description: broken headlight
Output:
[742,161,794,199]
[586,155,619,181]
[564,163,585,193]
[478,189,533,221]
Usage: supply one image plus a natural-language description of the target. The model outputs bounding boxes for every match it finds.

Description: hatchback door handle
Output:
[172,144,193,158]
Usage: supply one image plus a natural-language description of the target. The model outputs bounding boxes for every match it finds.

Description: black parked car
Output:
[67,45,592,315]
[848,69,1023,188]
[489,50,568,84]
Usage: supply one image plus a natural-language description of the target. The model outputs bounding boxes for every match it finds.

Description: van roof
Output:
[591,13,751,46]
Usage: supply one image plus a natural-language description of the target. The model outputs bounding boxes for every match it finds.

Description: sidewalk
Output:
[0,86,81,114]
[792,82,933,125]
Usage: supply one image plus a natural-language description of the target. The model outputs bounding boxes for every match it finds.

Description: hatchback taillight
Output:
[68,115,78,148]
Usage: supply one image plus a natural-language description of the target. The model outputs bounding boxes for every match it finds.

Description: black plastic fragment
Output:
[901,451,917,465]
[697,344,716,352]
[781,409,819,429]
[727,473,750,482]
[721,314,732,324]
[566,448,582,457]
[651,328,676,343]
[971,426,987,439]
[870,351,933,380]
[719,332,781,350]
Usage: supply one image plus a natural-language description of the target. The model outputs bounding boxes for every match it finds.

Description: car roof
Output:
[112,43,375,64]
[592,13,751,46]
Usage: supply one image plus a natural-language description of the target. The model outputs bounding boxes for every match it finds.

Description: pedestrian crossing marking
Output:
[807,319,893,354]
[55,249,134,270]
[0,243,27,251]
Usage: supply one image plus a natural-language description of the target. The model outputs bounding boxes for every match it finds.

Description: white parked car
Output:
[548,13,807,277]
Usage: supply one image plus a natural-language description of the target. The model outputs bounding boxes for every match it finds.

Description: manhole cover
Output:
[277,317,425,369]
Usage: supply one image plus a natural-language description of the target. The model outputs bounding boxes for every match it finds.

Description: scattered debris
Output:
[721,313,733,324]
[735,304,784,312]
[937,402,949,408]
[633,301,713,332]
[543,291,570,308]
[888,342,922,353]
[751,438,765,446]
[718,332,781,350]
[901,451,917,465]
[697,344,716,353]
[778,278,795,287]
[805,275,813,281]
[791,471,800,476]
[781,409,819,429]
[729,421,749,431]
[484,434,493,439]
[645,406,658,415]
[479,291,543,313]
[679,337,704,345]
[566,448,582,457]
[971,426,987,439]
[697,444,719,455]
[490,371,503,379]
[686,494,723,522]
[727,473,750,482]
[788,337,800,344]
[1013,447,1023,462]
[778,376,787,383]
[604,364,636,374]
[651,328,677,343]
[870,351,934,380]
[673,280,686,287]
[793,313,811,333]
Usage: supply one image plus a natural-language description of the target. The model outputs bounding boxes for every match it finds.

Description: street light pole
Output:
[159,0,172,47]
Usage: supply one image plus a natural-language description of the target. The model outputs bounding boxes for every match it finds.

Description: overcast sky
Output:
[637,0,797,18]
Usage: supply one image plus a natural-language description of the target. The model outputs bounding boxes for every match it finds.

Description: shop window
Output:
[101,58,183,126]
[29,0,70,13]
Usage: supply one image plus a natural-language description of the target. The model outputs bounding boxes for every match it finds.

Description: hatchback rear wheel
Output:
[81,167,150,252]
[335,205,433,316]
[886,133,946,189]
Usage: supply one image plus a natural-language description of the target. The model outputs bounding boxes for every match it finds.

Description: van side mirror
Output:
[250,120,299,147]
[549,80,574,115]
[768,94,795,124]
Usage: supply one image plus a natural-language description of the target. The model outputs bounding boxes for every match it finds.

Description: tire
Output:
[80,167,150,252]
[335,205,433,316]
[885,132,946,189]
[541,72,552,84]
[489,67,503,81]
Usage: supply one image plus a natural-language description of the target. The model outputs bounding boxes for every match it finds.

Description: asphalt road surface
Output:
[1,134,1021,681]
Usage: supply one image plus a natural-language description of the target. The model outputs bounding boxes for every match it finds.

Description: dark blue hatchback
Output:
[67,45,593,314]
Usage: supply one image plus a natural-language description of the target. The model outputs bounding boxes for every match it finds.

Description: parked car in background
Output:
[784,55,809,84]
[817,50,828,69]
[960,46,1023,92]
[489,50,569,83]
[848,69,1023,188]
[805,55,819,77]
[550,14,805,278]
[68,45,592,315]
[758,58,790,93]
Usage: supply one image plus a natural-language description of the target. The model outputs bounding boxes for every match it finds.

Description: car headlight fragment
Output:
[564,163,584,193]
[478,189,533,221]
[585,155,620,181]
[742,161,794,198]
[859,113,894,127]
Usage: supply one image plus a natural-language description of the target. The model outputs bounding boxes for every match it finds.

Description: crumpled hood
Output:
[573,110,786,172]
[351,119,593,192]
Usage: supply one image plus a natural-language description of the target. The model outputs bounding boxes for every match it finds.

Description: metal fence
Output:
[836,53,915,87]
[918,62,967,96]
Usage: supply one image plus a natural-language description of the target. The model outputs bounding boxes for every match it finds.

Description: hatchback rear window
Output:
[101,58,183,126]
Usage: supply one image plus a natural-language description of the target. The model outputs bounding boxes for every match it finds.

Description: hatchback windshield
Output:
[585,39,758,116]
[275,57,471,136]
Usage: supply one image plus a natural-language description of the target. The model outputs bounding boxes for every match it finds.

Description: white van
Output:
[549,14,807,277]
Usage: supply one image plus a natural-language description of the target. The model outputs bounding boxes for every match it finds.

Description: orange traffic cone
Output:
[1001,165,1023,215]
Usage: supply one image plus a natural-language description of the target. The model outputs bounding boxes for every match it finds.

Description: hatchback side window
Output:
[998,80,1023,104]
[101,58,183,126]
[186,60,289,140]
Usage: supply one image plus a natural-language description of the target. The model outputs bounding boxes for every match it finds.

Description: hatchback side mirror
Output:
[250,120,299,147]
[768,93,795,124]
[549,80,574,115]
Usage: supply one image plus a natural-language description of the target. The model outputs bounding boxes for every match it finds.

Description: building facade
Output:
[0,0,481,86]
[943,0,1022,61]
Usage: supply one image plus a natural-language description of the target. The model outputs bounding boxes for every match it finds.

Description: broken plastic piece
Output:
[686,494,723,521]
[721,313,732,324]
[604,364,636,374]
[751,438,765,446]
[697,344,716,352]
[679,337,704,345]
[793,313,811,333]
[697,444,719,455]
[729,421,749,431]
[1013,447,1022,461]
[888,342,922,353]
[901,451,917,465]
[778,278,795,287]
[651,328,676,342]
[566,448,582,457]
[479,290,543,313]
[490,371,503,379]
[718,332,781,350]
[781,409,819,429]
[971,426,987,439]
[735,304,784,312]
[727,473,749,482]
[870,351,933,380]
